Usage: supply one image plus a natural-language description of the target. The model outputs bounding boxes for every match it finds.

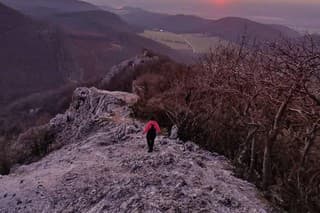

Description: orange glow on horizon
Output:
[214,0,226,5]
[211,0,231,6]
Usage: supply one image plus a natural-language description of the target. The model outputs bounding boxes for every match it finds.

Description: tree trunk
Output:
[248,137,256,179]
[262,87,294,189]
[262,141,271,189]
[262,130,277,190]
[299,120,319,168]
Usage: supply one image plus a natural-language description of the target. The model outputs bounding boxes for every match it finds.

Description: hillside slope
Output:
[48,10,138,33]
[0,0,99,17]
[0,3,75,105]
[0,88,272,212]
[45,10,190,80]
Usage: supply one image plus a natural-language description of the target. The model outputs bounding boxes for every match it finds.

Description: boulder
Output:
[169,125,179,139]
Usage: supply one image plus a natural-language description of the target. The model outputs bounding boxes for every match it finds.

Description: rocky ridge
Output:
[99,50,160,88]
[0,87,273,212]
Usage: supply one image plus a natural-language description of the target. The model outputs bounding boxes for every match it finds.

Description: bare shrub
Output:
[133,36,320,212]
[0,125,55,175]
[1,125,55,173]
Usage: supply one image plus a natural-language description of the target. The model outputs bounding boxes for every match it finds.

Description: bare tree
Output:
[133,35,320,211]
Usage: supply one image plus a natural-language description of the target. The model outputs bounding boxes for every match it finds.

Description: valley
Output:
[140,30,229,54]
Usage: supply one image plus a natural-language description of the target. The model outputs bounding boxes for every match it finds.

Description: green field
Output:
[140,30,230,53]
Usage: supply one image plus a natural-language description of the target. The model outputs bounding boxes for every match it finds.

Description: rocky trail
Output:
[0,88,273,213]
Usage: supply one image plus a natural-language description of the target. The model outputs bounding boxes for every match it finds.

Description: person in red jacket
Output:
[143,117,161,152]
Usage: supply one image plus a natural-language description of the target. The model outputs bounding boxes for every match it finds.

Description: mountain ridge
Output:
[0,0,100,17]
[0,2,75,105]
[48,10,139,33]
[114,6,300,43]
[0,87,273,212]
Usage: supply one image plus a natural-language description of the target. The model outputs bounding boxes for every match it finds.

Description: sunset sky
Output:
[85,0,320,32]
[87,0,320,7]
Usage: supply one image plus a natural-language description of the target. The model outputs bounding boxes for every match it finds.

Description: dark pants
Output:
[146,133,156,152]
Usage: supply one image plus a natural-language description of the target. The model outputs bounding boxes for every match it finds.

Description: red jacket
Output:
[143,120,161,134]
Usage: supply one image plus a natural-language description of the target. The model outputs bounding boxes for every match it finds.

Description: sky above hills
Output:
[85,0,320,33]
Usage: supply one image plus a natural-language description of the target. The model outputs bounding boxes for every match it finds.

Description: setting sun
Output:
[212,0,229,6]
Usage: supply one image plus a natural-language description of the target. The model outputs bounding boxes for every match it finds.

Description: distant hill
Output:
[268,24,302,38]
[0,0,28,32]
[44,9,190,81]
[0,3,190,135]
[311,34,320,43]
[0,3,75,105]
[60,32,187,81]
[0,1,189,81]
[48,10,139,34]
[206,17,300,43]
[0,3,187,103]
[116,7,300,43]
[0,0,99,17]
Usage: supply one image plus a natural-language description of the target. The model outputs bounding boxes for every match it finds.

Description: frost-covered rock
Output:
[170,125,179,139]
[0,87,273,213]
[100,53,160,88]
[49,87,138,147]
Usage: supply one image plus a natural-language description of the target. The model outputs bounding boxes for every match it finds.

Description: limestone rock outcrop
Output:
[0,87,273,213]
[100,52,160,89]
